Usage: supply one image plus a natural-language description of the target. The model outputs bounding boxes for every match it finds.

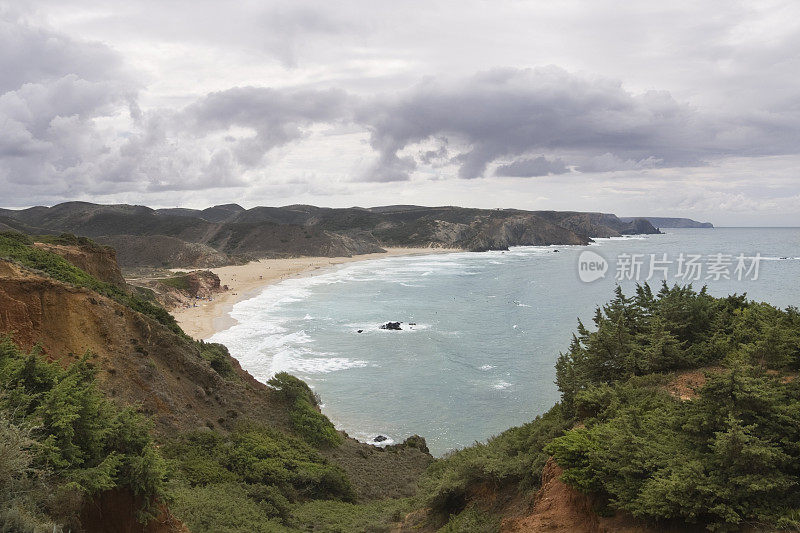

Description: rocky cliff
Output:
[134,270,225,310]
[1,202,660,267]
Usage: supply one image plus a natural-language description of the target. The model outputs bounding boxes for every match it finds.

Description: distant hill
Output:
[619,216,713,228]
[1,202,660,267]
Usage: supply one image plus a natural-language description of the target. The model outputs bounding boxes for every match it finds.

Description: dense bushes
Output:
[168,482,291,533]
[163,424,353,501]
[547,284,800,530]
[0,337,167,528]
[268,372,343,447]
[163,424,355,530]
[422,283,800,532]
[289,498,411,532]
[547,367,800,530]
[555,284,800,416]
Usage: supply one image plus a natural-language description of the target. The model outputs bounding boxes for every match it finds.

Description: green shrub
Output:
[555,283,800,416]
[0,413,61,532]
[546,366,800,530]
[168,481,291,533]
[268,372,343,447]
[0,337,167,525]
[159,274,191,291]
[162,423,355,504]
[290,498,412,532]
[268,372,319,406]
[438,506,499,533]
[197,341,237,379]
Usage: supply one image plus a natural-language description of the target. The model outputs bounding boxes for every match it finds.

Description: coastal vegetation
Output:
[162,423,354,531]
[268,372,344,448]
[422,283,800,531]
[0,337,166,531]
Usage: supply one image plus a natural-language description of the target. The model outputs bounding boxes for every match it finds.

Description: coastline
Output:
[170,247,461,340]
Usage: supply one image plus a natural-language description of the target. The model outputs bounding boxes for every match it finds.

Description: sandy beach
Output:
[170,247,460,340]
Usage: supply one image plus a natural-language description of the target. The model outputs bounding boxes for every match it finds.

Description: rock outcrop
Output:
[134,270,225,310]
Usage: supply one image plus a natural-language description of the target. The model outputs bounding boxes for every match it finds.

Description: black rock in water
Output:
[357,329,363,333]
[373,435,388,442]
[379,322,402,330]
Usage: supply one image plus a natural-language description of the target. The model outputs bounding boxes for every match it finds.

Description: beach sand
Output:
[170,247,460,340]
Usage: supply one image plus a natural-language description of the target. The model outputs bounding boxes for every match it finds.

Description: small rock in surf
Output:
[373,435,388,442]
[379,322,402,330]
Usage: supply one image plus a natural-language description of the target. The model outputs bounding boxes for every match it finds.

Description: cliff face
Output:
[499,458,684,533]
[34,241,127,287]
[0,260,287,435]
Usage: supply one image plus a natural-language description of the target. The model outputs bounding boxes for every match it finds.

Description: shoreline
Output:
[169,247,461,340]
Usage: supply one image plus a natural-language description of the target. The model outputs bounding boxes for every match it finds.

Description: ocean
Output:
[208,228,800,456]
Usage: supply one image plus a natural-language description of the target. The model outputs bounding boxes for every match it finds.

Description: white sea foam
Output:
[480,364,495,371]
[271,350,369,375]
[493,380,512,390]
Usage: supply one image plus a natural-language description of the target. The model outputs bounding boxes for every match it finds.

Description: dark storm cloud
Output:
[495,156,569,177]
[182,86,351,166]
[356,66,800,181]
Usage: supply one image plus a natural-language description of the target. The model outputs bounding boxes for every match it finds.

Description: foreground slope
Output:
[0,233,432,532]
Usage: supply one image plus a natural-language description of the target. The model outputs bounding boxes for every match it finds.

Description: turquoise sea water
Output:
[209,228,800,456]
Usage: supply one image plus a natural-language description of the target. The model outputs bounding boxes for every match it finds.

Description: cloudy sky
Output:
[1,1,799,225]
